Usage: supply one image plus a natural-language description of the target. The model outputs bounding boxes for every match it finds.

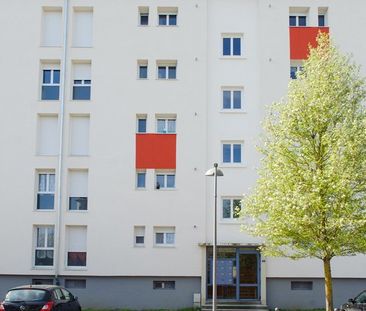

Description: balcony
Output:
[289,26,329,60]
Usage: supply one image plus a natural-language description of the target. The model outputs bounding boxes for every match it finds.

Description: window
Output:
[136,171,146,188]
[290,64,303,79]
[291,281,313,290]
[318,15,325,27]
[156,118,176,133]
[37,115,59,156]
[153,281,175,290]
[68,170,88,211]
[37,172,55,210]
[157,61,177,80]
[65,279,86,289]
[222,143,243,164]
[69,115,90,156]
[134,226,145,246]
[156,172,175,189]
[66,226,87,267]
[138,60,148,79]
[34,226,54,267]
[318,8,328,27]
[139,7,149,26]
[222,198,242,219]
[157,7,178,26]
[41,68,60,100]
[41,8,62,47]
[137,116,147,133]
[222,89,242,110]
[154,227,175,246]
[72,8,93,47]
[72,63,91,100]
[222,35,242,56]
[289,15,307,26]
[32,279,54,285]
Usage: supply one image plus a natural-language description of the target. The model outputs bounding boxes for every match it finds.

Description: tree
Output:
[242,34,366,311]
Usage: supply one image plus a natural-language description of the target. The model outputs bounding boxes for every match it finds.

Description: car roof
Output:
[9,285,60,291]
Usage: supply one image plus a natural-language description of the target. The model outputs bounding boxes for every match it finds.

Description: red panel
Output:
[136,134,176,169]
[290,27,329,60]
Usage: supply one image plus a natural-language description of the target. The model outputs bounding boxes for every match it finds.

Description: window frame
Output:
[222,197,242,221]
[289,14,307,27]
[134,226,146,247]
[154,227,176,247]
[155,171,176,189]
[41,67,61,101]
[36,172,56,211]
[221,88,243,111]
[153,280,176,290]
[222,34,243,57]
[34,226,55,268]
[222,142,243,165]
[156,118,176,134]
[136,170,146,189]
[158,13,177,26]
[290,63,304,80]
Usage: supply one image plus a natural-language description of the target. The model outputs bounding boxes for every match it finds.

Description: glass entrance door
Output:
[237,252,260,300]
[207,248,260,301]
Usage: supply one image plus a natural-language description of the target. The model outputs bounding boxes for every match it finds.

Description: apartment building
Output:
[0,0,366,309]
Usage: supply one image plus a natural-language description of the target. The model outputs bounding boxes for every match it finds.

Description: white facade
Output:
[0,0,366,309]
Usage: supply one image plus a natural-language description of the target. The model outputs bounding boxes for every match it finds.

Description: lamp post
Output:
[205,163,224,311]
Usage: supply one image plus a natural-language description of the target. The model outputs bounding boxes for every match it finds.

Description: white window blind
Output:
[42,9,62,46]
[72,9,93,47]
[67,226,87,252]
[73,63,91,80]
[38,116,59,155]
[70,116,90,155]
[69,170,88,197]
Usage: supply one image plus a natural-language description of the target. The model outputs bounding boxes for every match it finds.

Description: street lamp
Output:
[205,163,224,311]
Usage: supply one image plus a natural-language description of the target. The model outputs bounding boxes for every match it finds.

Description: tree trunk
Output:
[323,257,334,311]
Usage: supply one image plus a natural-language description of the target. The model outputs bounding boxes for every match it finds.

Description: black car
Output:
[0,285,81,311]
[336,290,366,311]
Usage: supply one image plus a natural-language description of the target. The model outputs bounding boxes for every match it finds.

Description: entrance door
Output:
[237,252,260,300]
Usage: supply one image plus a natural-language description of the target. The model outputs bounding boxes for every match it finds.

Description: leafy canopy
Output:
[242,34,366,260]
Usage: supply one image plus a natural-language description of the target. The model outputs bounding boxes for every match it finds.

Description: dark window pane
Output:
[233,38,241,56]
[233,144,241,163]
[73,80,82,85]
[168,66,176,79]
[223,38,231,55]
[156,233,164,244]
[73,86,91,100]
[43,70,51,83]
[137,173,146,188]
[136,236,144,244]
[65,279,86,289]
[169,15,177,25]
[159,14,167,25]
[35,250,54,266]
[139,66,148,79]
[42,86,59,100]
[298,16,307,26]
[223,199,231,218]
[37,194,54,210]
[291,281,313,290]
[84,80,91,85]
[140,14,149,25]
[158,66,166,79]
[32,279,53,285]
[233,200,242,218]
[290,66,298,79]
[318,15,325,27]
[167,175,175,188]
[223,144,231,163]
[67,252,87,266]
[223,91,231,109]
[289,16,297,26]
[69,197,88,211]
[156,175,164,189]
[138,119,146,133]
[233,91,241,109]
[53,70,60,83]
[153,281,175,290]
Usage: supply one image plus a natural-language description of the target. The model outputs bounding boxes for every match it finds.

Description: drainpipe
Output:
[54,0,69,285]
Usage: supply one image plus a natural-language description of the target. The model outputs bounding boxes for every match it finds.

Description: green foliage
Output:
[242,34,366,261]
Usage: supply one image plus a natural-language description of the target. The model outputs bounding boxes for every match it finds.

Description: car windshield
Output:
[5,289,48,302]
[355,291,366,303]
